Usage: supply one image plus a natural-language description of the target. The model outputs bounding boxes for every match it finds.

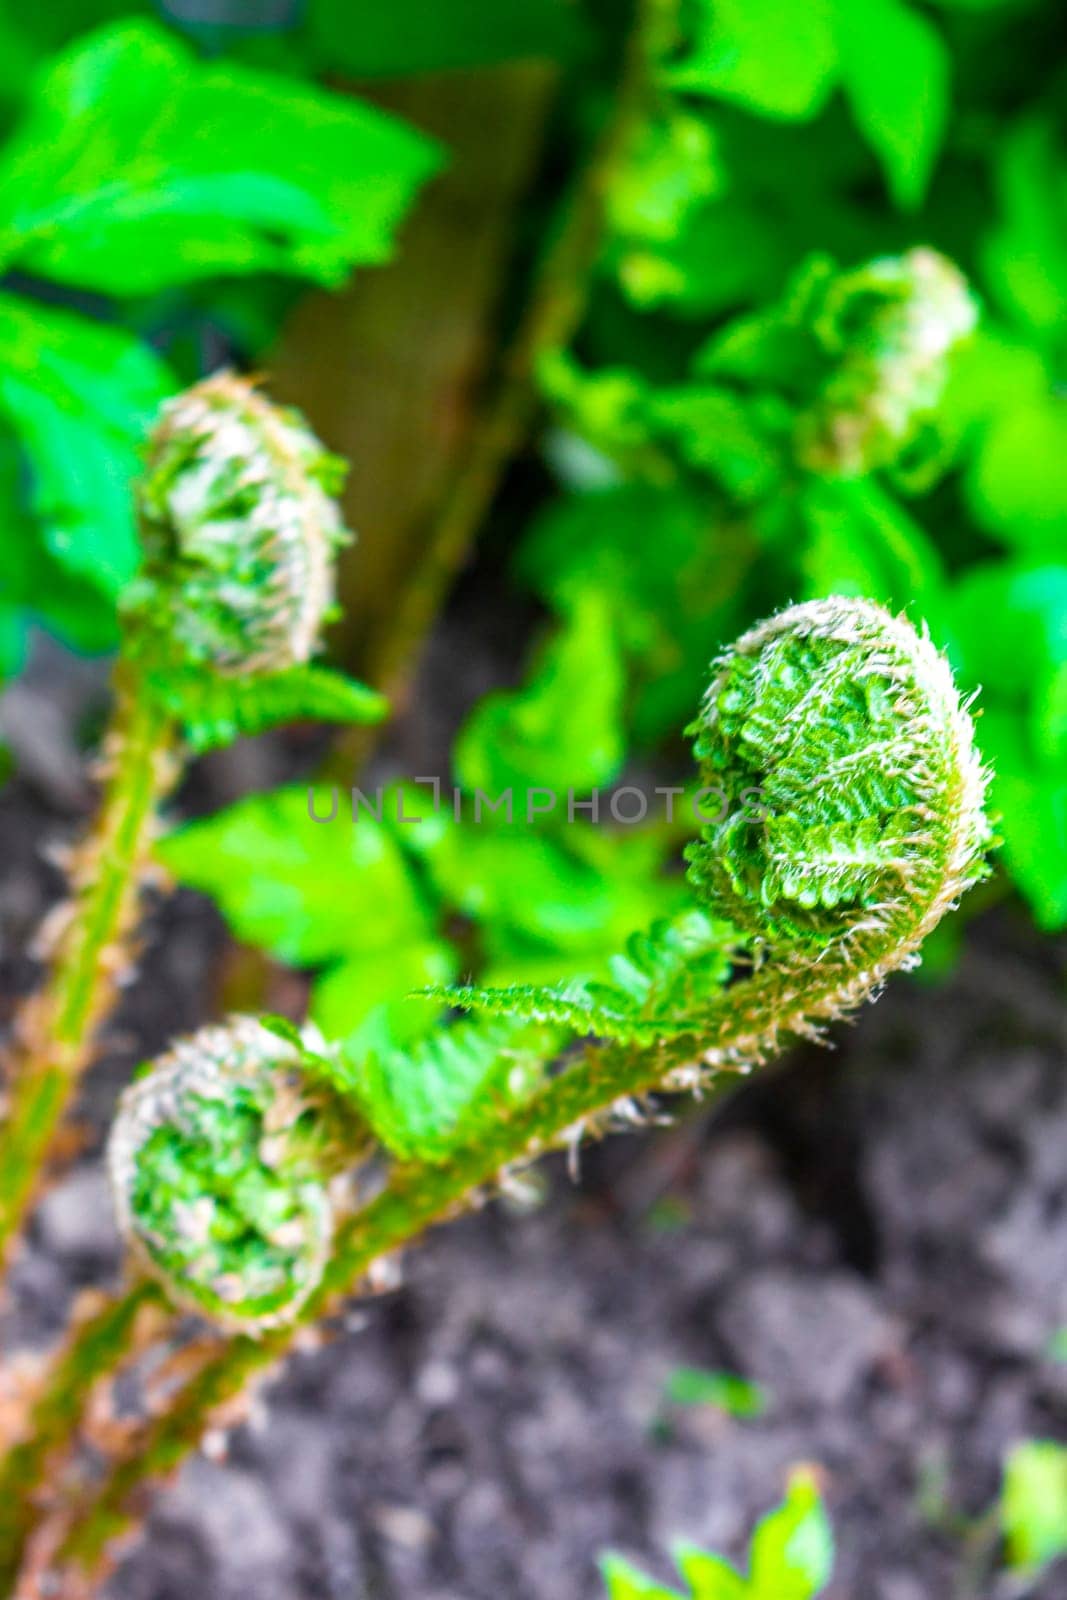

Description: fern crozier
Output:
[108,1016,345,1331]
[796,248,978,476]
[128,373,350,675]
[685,596,990,1046]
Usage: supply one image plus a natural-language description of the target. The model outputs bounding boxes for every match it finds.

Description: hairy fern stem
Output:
[30,935,972,1588]
[6,595,991,1593]
[0,669,178,1264]
[0,373,361,1277]
[0,1279,164,1589]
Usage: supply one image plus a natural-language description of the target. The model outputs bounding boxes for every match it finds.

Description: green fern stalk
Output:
[0,374,378,1267]
[0,1279,164,1583]
[24,597,990,1591]
[0,673,179,1262]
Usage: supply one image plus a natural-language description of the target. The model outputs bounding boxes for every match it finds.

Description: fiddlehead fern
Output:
[794,247,978,478]
[687,597,990,962]
[11,598,993,1593]
[108,1017,364,1331]
[0,376,375,1267]
[128,373,349,676]
[440,597,991,1058]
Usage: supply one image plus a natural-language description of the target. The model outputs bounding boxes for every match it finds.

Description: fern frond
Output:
[350,1015,557,1164]
[149,664,387,753]
[432,909,735,1045]
[430,980,663,1039]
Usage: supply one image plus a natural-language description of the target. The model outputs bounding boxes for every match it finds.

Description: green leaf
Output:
[665,0,947,206]
[1001,1440,1067,1573]
[310,941,458,1056]
[940,324,1047,442]
[158,786,434,968]
[0,20,442,295]
[1,416,120,656]
[984,117,1067,340]
[601,1555,684,1600]
[0,3,150,68]
[309,0,581,75]
[645,388,786,504]
[0,604,24,682]
[0,10,37,109]
[601,1477,832,1600]
[664,1368,769,1419]
[667,0,839,121]
[350,1014,553,1163]
[608,106,724,247]
[800,479,945,626]
[612,193,789,316]
[672,1547,747,1600]
[940,566,1067,926]
[832,0,950,208]
[258,1014,308,1053]
[454,591,627,801]
[151,665,388,754]
[748,1472,834,1600]
[407,809,687,970]
[969,390,1067,552]
[0,292,173,596]
[952,325,1067,557]
[972,705,1067,930]
[517,484,744,744]
[947,562,1067,702]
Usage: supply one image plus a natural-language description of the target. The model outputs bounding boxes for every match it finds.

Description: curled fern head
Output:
[796,248,977,478]
[127,373,350,675]
[108,1016,345,1330]
[686,598,991,962]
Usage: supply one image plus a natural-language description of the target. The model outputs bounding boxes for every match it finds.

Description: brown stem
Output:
[324,0,667,774]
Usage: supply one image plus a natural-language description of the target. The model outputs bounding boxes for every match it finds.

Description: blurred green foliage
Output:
[0,11,440,681]
[663,1366,769,1419]
[5,0,1067,1054]
[520,0,1067,932]
[1001,1439,1067,1574]
[601,1470,833,1599]
[0,0,582,83]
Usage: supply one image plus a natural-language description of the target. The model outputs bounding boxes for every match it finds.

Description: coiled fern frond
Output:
[127,372,350,676]
[795,247,977,478]
[108,1017,362,1331]
[448,598,991,1057]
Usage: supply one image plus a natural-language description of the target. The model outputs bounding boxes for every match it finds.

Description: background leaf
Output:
[158,786,434,969]
[748,1473,834,1599]
[454,592,627,802]
[0,292,172,597]
[984,117,1067,340]
[0,20,443,295]
[1001,1440,1067,1573]
[663,1367,769,1419]
[668,0,839,121]
[832,0,950,208]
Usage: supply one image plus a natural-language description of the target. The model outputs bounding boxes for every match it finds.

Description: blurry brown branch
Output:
[275,9,666,772]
